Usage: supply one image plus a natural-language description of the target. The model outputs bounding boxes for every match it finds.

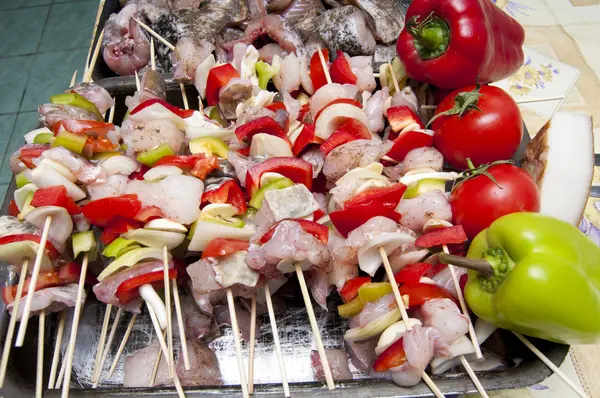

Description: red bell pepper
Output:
[313,209,326,221]
[373,338,407,372]
[0,234,59,260]
[400,282,458,307]
[116,269,177,304]
[205,64,240,106]
[330,202,402,238]
[394,263,433,285]
[386,129,434,162]
[154,155,203,170]
[190,155,220,180]
[292,124,323,157]
[415,225,468,248]
[265,102,287,112]
[339,276,371,303]
[130,98,194,119]
[235,116,287,143]
[129,165,149,181]
[202,179,247,214]
[134,206,165,223]
[260,219,329,245]
[297,103,310,123]
[344,183,407,209]
[82,194,142,227]
[320,130,360,157]
[236,147,251,157]
[31,186,81,215]
[314,98,363,123]
[246,157,313,198]
[53,120,115,137]
[397,0,525,89]
[8,200,19,217]
[386,106,425,139]
[100,216,142,245]
[330,51,357,85]
[309,49,330,92]
[202,238,250,259]
[18,145,47,169]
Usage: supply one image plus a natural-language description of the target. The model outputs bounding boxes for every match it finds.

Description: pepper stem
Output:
[407,13,450,61]
[438,253,495,277]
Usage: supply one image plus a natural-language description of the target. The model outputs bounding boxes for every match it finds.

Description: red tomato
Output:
[339,276,371,303]
[130,98,194,119]
[82,194,142,227]
[134,206,165,223]
[449,163,540,239]
[415,225,468,248]
[260,219,328,245]
[344,183,407,209]
[18,145,47,169]
[100,216,142,245]
[292,124,323,157]
[154,155,203,170]
[394,263,432,285]
[314,98,363,123]
[0,234,59,260]
[432,85,523,169]
[235,116,286,143]
[246,157,313,198]
[116,269,177,304]
[202,238,250,259]
[205,64,240,106]
[190,155,220,180]
[309,49,330,91]
[31,186,81,215]
[330,51,357,85]
[2,270,61,305]
[330,202,401,238]
[400,283,458,307]
[373,338,407,372]
[202,180,247,214]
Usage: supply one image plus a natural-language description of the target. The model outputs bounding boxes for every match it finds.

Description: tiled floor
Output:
[0,0,99,201]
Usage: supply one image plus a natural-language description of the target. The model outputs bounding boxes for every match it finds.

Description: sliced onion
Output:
[188,220,255,252]
[194,54,216,99]
[375,318,422,355]
[14,183,37,211]
[144,218,187,233]
[98,247,167,281]
[101,155,139,176]
[122,228,185,250]
[400,171,458,187]
[250,133,293,157]
[139,284,167,330]
[143,165,183,181]
[315,104,370,140]
[24,127,52,144]
[39,159,77,182]
[24,206,73,246]
[0,241,52,271]
[344,309,401,343]
[358,232,416,276]
[31,164,86,201]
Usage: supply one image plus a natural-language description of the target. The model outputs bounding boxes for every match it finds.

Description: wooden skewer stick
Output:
[16,215,52,346]
[36,310,45,398]
[132,17,176,51]
[162,246,175,378]
[264,283,290,397]
[226,288,250,398]
[84,0,106,71]
[107,99,116,124]
[180,84,189,111]
[150,37,156,71]
[61,252,90,398]
[295,264,335,390]
[147,304,171,373]
[513,332,588,398]
[83,28,104,84]
[460,356,488,398]
[69,70,78,88]
[388,62,401,94]
[317,48,332,85]
[135,71,141,92]
[379,248,445,398]
[48,310,67,389]
[247,296,257,394]
[107,314,137,378]
[421,105,437,110]
[92,307,123,388]
[171,280,190,370]
[56,351,67,389]
[91,304,112,384]
[0,259,29,387]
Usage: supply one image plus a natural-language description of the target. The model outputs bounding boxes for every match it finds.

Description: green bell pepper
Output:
[50,93,103,121]
[442,212,600,345]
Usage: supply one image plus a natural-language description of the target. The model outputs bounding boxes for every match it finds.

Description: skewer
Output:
[132,17,176,51]
[421,105,437,110]
[171,280,190,370]
[92,307,123,388]
[513,332,587,398]
[83,28,105,84]
[147,304,171,373]
[48,310,67,388]
[0,259,29,387]
[379,248,445,398]
[226,288,250,398]
[36,310,45,398]
[108,314,137,378]
[135,71,141,92]
[15,215,52,346]
[247,296,257,394]
[91,304,112,384]
[388,62,401,94]
[84,0,106,71]
[55,352,67,389]
[180,84,189,111]
[61,253,90,398]
[162,246,175,378]
[264,283,290,397]
[69,70,78,88]
[317,48,332,85]
[107,99,116,124]
[295,264,335,390]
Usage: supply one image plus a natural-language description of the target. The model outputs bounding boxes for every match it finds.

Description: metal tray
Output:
[0,84,570,397]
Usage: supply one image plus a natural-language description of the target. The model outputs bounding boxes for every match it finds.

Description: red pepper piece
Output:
[53,120,115,137]
[330,201,402,238]
[397,0,525,89]
[202,179,247,214]
[313,209,326,221]
[8,200,19,217]
[386,106,424,139]
[31,186,81,215]
[205,64,240,106]
[292,124,323,157]
[134,206,165,223]
[191,155,220,180]
[130,98,194,118]
[18,145,47,169]
[246,157,313,198]
[309,49,330,91]
[394,263,433,285]
[58,261,84,284]
[415,225,468,248]
[116,269,177,304]
[129,164,149,181]
[330,51,357,85]
[386,129,434,162]
[0,234,59,260]
[373,337,407,372]
[83,136,118,156]
[235,116,287,143]
[100,216,142,245]
[82,194,142,227]
[260,219,329,245]
[154,154,203,170]
[400,282,458,307]
[320,119,371,156]
[297,103,310,123]
[237,147,251,157]
[344,183,407,209]
[314,98,363,123]
[265,102,287,112]
[339,276,371,303]
[202,238,250,259]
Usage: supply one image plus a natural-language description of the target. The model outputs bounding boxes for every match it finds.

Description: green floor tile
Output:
[20,48,88,112]
[0,56,34,114]
[40,1,99,52]
[0,112,40,184]
[0,113,19,185]
[0,7,49,56]
[0,0,52,11]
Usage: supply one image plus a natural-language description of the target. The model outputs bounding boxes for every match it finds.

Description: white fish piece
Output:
[213,251,260,289]
[391,87,419,114]
[8,284,80,321]
[328,261,358,292]
[365,86,390,133]
[345,338,377,373]
[332,216,399,265]
[300,146,325,178]
[421,298,469,344]
[349,293,396,330]
[324,139,393,182]
[274,53,301,93]
[127,102,185,130]
[173,37,215,82]
[265,184,320,221]
[126,174,203,224]
[187,258,224,295]
[70,82,115,115]
[310,349,352,381]
[431,265,467,297]
[87,174,129,201]
[121,119,186,154]
[358,232,416,276]
[404,147,444,173]
[101,155,139,177]
[388,247,429,274]
[396,190,452,233]
[307,268,331,310]
[376,319,423,355]
[348,55,376,92]
[240,45,260,86]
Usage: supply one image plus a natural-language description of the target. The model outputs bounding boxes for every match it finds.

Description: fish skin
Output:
[316,6,376,56]
[341,0,408,43]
